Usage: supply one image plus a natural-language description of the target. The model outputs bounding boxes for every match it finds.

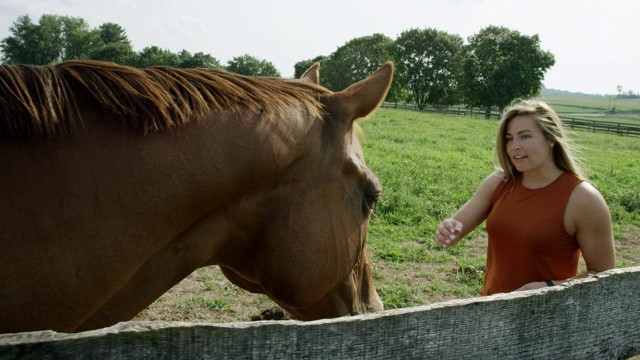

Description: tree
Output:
[177,50,222,69]
[97,22,129,45]
[2,14,104,64]
[316,33,404,102]
[90,22,134,64]
[394,28,464,107]
[293,55,328,79]
[0,14,224,69]
[60,16,100,60]
[90,42,134,65]
[225,54,280,76]
[1,15,37,63]
[460,26,555,117]
[132,46,180,67]
[36,15,65,63]
[321,33,395,92]
[1,14,63,64]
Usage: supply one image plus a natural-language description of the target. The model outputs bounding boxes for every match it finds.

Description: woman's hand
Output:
[434,172,502,250]
[515,281,551,291]
[435,219,463,248]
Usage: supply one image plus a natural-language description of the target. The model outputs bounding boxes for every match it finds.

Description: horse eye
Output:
[362,181,382,214]
[366,192,381,209]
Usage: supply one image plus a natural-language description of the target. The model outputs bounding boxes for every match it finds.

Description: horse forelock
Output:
[0,60,330,140]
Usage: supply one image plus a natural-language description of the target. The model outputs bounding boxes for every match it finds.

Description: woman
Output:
[435,99,616,295]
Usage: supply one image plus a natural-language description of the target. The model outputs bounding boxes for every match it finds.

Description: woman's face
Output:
[504,115,555,174]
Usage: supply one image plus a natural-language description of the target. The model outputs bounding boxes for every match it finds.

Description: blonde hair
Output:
[495,99,585,181]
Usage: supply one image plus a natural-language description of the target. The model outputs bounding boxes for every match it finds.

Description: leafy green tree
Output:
[90,22,134,64]
[91,42,135,64]
[460,26,555,116]
[226,54,280,76]
[2,14,105,64]
[1,14,63,64]
[321,33,395,92]
[36,15,65,63]
[293,55,328,79]
[61,16,100,60]
[0,15,37,63]
[177,50,222,69]
[97,22,129,44]
[133,46,180,67]
[394,28,464,107]
[1,14,222,70]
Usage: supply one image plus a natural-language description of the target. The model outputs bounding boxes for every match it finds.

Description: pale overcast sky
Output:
[0,0,638,95]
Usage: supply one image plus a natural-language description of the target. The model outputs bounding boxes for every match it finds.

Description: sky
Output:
[0,0,638,95]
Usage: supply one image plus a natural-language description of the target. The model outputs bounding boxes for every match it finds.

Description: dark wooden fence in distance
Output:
[381,102,640,137]
[562,117,640,136]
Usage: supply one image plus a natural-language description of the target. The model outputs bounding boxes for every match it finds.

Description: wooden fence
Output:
[381,102,502,120]
[1,267,639,359]
[562,117,640,136]
[381,102,640,137]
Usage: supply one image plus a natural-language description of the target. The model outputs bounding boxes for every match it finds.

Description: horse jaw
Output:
[354,244,383,313]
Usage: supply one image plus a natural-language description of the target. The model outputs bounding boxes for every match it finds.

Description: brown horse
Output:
[0,60,393,333]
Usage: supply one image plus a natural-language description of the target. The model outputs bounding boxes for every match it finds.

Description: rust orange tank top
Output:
[482,171,583,295]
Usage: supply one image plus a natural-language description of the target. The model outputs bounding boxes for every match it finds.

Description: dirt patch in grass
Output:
[134,231,639,324]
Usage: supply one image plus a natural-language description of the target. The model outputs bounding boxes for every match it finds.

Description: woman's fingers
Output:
[435,219,463,247]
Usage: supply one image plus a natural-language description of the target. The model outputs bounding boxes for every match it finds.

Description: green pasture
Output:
[359,108,640,308]
[541,93,640,125]
[542,93,640,113]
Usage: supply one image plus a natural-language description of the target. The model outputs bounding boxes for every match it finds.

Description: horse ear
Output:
[300,62,320,85]
[332,62,393,122]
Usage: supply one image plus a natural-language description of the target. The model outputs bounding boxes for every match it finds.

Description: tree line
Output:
[1,14,555,115]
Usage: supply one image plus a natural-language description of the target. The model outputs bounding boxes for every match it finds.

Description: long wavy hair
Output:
[495,98,586,182]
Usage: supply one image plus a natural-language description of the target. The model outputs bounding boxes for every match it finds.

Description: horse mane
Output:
[0,60,331,139]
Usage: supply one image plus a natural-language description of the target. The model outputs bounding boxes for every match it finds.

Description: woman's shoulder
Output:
[565,180,612,239]
[569,181,607,206]
[566,180,610,226]
[483,170,509,188]
[476,170,508,197]
[488,170,508,182]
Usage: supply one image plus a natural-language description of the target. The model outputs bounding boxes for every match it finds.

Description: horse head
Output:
[220,62,393,320]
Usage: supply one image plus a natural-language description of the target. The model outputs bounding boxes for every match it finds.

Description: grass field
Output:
[541,91,640,125]
[360,108,639,308]
[136,107,640,323]
[542,92,640,113]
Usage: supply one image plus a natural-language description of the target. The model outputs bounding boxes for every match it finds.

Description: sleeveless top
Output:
[481,171,583,295]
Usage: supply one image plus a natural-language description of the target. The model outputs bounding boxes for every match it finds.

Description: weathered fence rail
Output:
[562,117,640,136]
[1,267,639,359]
[381,102,640,136]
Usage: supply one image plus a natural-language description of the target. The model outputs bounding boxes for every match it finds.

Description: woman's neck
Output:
[521,165,564,189]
